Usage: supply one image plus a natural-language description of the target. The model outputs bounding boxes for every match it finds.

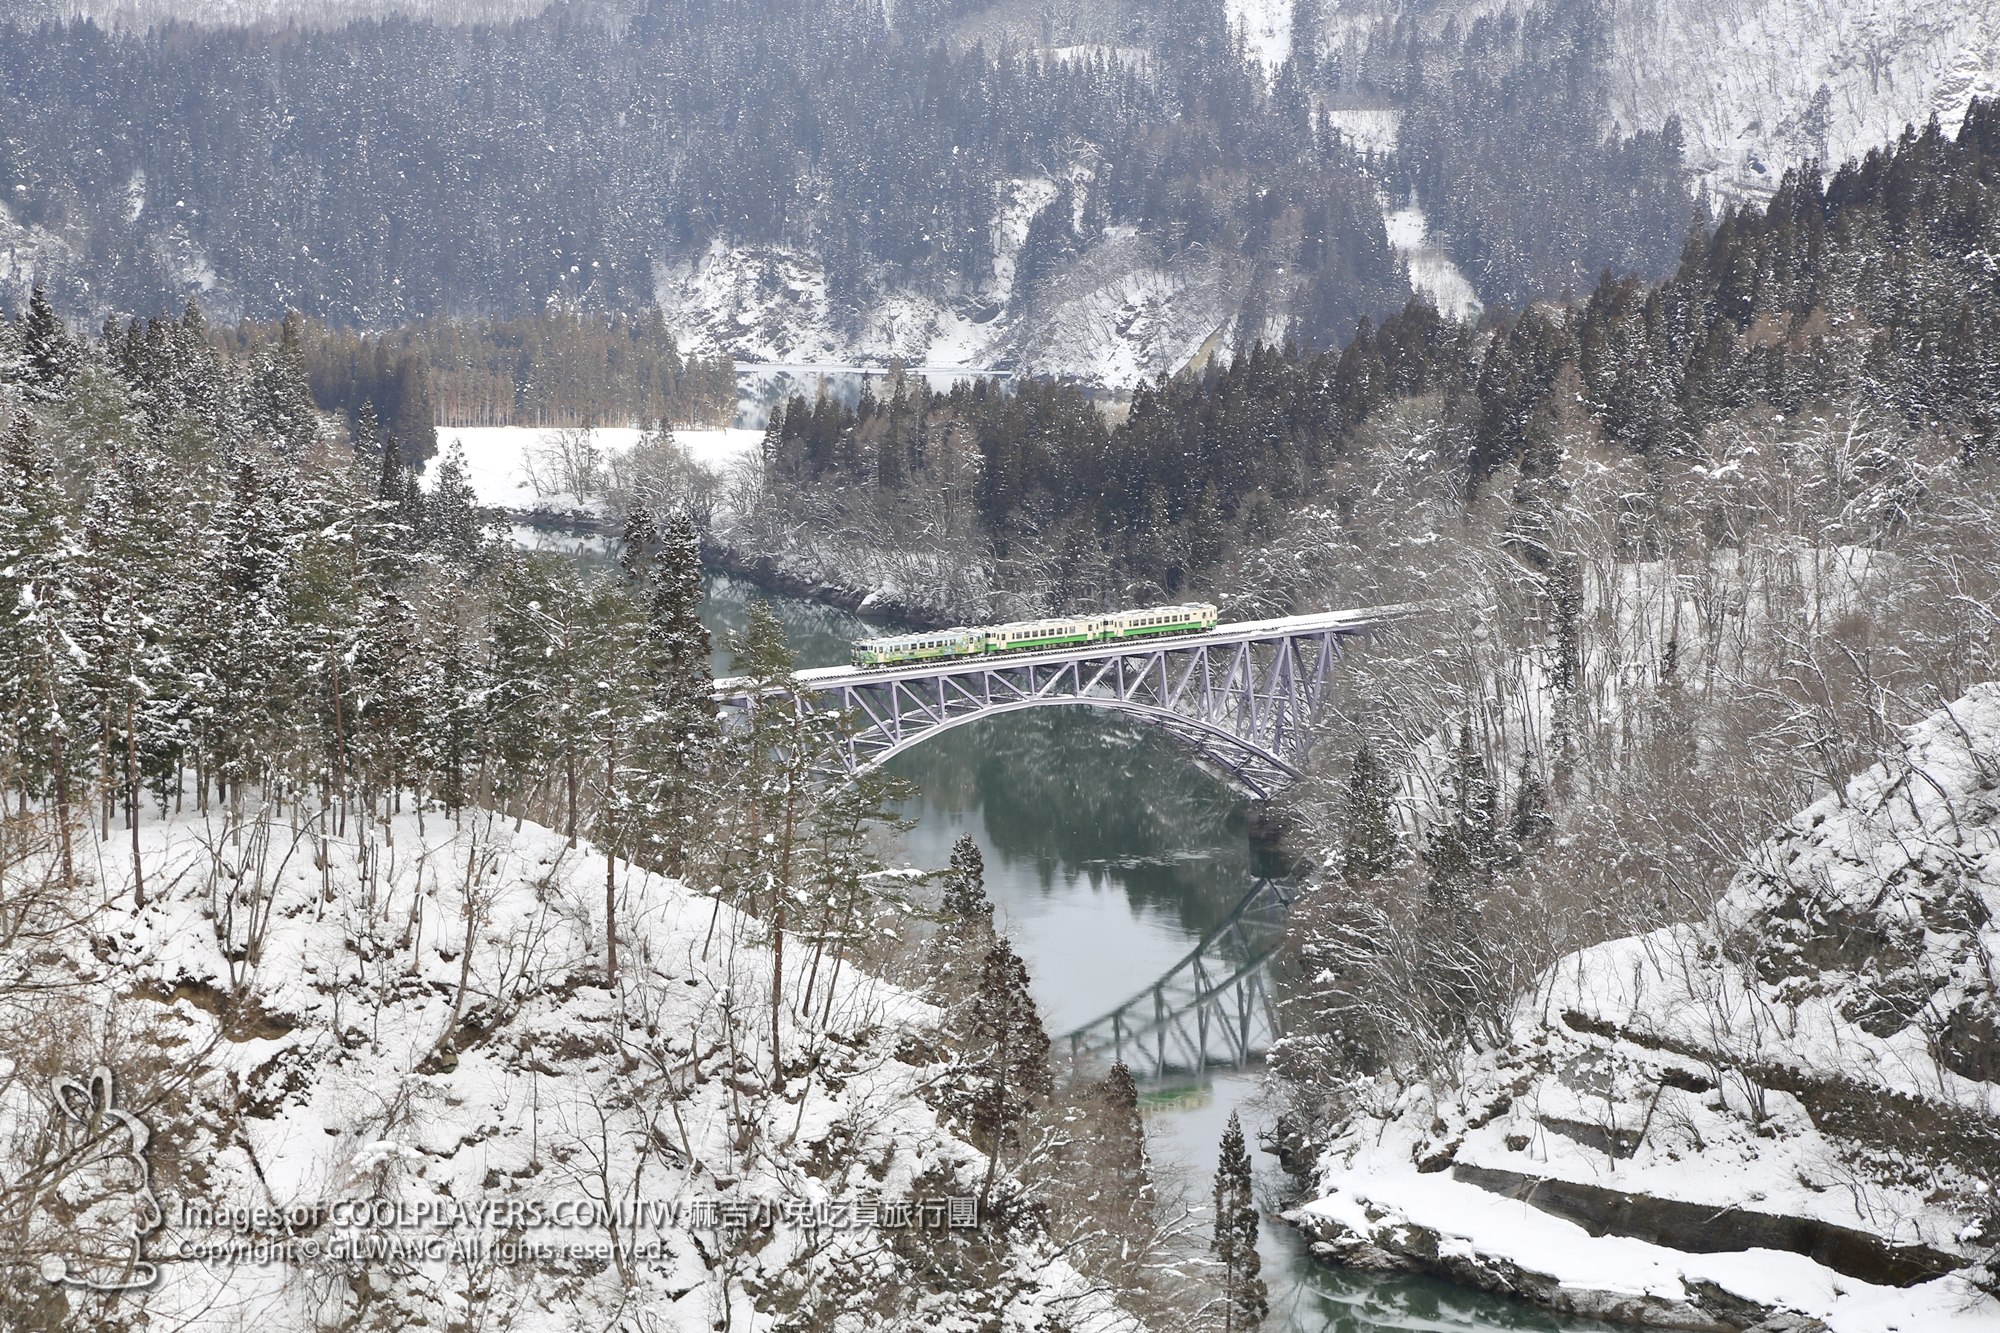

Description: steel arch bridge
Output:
[1062,877,1297,1079]
[712,606,1413,797]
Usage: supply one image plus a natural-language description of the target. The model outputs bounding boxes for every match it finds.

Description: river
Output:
[690,571,1617,1333]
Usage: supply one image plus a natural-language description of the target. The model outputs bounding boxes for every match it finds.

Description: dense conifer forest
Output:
[723,102,1998,617]
[2,0,1691,343]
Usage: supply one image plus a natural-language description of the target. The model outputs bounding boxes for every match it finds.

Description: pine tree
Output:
[969,937,1052,1207]
[1339,743,1398,881]
[1091,1060,1151,1282]
[619,502,716,873]
[18,286,81,401]
[1211,1111,1268,1333]
[246,313,321,455]
[422,444,488,566]
[941,832,991,921]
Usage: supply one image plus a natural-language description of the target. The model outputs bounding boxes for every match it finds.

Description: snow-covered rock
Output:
[1290,683,2000,1330]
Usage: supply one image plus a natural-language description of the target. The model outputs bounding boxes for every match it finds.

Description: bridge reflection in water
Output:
[1062,877,1296,1081]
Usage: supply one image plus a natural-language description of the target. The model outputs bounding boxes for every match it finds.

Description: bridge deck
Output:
[713,603,1422,694]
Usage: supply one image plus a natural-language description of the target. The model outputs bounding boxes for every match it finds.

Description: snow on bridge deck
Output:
[711,603,1425,695]
[711,603,1429,796]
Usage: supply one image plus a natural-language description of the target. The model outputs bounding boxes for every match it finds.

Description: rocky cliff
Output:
[1289,683,2000,1331]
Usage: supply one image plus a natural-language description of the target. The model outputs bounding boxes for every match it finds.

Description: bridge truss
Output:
[1062,878,1297,1079]
[714,607,1410,797]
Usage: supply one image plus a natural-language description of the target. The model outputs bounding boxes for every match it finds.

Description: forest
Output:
[1,4,1997,1323]
[0,244,1272,1330]
[723,103,1998,623]
[2,0,1688,344]
[226,306,738,434]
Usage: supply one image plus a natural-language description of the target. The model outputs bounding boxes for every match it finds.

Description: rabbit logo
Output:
[35,1068,162,1291]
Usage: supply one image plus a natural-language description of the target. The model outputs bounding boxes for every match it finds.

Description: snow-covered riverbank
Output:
[1286,685,2000,1331]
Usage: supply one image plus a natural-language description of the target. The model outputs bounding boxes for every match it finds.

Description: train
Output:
[851,602,1220,668]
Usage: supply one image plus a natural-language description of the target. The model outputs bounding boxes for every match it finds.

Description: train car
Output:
[980,615,1102,654]
[850,627,985,667]
[850,602,1220,668]
[1104,602,1218,640]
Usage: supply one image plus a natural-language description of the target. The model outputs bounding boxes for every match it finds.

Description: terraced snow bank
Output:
[1291,683,2000,1331]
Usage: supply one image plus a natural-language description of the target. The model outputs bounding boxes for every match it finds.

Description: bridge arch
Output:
[713,605,1414,799]
[856,695,1299,797]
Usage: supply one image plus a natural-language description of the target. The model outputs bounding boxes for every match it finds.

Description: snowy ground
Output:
[1,802,1137,1331]
[1321,107,1402,156]
[1382,204,1482,322]
[1293,683,2000,1331]
[1294,1169,1998,1333]
[431,426,765,512]
[1225,0,1294,70]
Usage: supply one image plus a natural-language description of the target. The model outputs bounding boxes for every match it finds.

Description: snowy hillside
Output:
[1288,684,2000,1331]
[21,0,551,27]
[0,805,1134,1331]
[1301,0,2000,203]
[1602,0,2000,201]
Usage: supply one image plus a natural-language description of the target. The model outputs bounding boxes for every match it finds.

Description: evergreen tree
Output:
[941,832,991,921]
[19,285,81,401]
[1339,743,1398,882]
[422,444,489,566]
[246,313,321,455]
[1211,1111,1268,1333]
[1091,1060,1151,1282]
[620,502,716,873]
[1427,726,1499,905]
[969,938,1052,1207]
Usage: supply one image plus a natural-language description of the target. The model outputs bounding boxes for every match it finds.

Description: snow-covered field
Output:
[431,426,765,512]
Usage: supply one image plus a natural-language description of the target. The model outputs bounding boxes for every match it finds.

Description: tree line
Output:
[3,0,1685,344]
[221,306,738,433]
[722,99,1999,623]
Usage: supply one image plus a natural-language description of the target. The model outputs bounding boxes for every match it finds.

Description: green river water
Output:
[686,572,1617,1333]
[503,526,1616,1331]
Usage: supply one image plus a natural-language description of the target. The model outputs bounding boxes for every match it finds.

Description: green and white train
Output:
[851,602,1220,668]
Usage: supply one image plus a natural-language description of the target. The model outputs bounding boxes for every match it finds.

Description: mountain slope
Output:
[1602,0,2000,201]
[0,805,1135,1331]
